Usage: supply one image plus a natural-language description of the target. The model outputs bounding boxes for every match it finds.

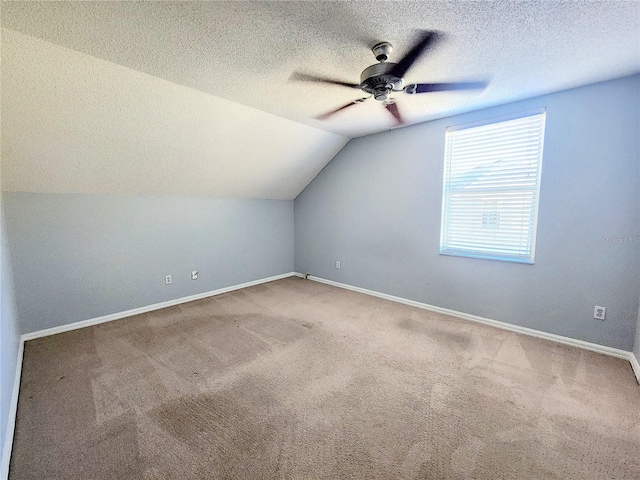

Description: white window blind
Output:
[440,110,546,264]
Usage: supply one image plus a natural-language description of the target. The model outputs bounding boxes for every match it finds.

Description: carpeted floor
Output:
[10,277,640,479]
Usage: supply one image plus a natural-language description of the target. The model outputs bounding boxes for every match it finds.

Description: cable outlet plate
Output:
[594,306,606,320]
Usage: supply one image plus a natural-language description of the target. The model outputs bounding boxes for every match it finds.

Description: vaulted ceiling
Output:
[2,1,639,199]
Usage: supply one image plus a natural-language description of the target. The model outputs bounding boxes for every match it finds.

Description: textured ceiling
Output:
[2,1,638,138]
[1,1,639,200]
[1,29,347,199]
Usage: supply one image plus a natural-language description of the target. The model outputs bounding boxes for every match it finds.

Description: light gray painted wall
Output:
[635,142,640,360]
[3,193,294,333]
[1,205,20,476]
[295,75,640,351]
[635,300,640,361]
[635,123,640,362]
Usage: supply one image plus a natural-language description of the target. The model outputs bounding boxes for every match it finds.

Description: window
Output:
[440,110,546,264]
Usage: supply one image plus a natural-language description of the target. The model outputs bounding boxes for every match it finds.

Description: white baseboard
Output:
[3,272,297,478]
[630,352,640,385]
[300,274,635,363]
[22,272,297,341]
[1,338,24,480]
[7,269,638,478]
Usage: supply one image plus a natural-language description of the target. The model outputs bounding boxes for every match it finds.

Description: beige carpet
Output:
[10,277,640,479]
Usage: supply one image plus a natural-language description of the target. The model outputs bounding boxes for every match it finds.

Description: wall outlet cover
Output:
[191,271,198,280]
[165,275,172,285]
[594,305,606,320]
[335,261,341,269]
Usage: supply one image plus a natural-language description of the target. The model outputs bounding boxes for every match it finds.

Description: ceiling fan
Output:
[290,30,487,125]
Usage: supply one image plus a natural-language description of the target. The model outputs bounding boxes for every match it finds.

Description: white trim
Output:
[3,272,637,475]
[630,352,640,385]
[446,107,547,132]
[1,338,24,480]
[301,274,634,362]
[3,272,298,477]
[22,272,297,341]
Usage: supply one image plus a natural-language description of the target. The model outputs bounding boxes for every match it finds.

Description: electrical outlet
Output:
[191,271,198,280]
[335,261,341,269]
[594,306,606,320]
[165,275,172,285]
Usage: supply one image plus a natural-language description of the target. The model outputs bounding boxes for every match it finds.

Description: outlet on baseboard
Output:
[594,306,606,320]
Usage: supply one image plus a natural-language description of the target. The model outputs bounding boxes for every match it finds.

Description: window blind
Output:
[440,110,546,264]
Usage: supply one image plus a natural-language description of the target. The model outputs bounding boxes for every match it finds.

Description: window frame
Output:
[439,108,547,264]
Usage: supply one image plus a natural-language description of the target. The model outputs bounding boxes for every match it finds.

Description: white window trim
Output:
[439,108,546,264]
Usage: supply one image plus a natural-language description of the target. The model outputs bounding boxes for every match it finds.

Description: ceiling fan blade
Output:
[389,30,441,79]
[384,102,404,124]
[290,72,360,89]
[315,98,368,120]
[404,81,487,94]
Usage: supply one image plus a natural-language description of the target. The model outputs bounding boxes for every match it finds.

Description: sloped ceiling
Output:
[1,29,348,199]
[2,1,639,199]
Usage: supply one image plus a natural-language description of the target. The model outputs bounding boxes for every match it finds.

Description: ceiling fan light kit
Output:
[291,30,487,125]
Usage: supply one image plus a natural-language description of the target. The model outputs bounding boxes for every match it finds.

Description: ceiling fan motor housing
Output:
[360,62,404,101]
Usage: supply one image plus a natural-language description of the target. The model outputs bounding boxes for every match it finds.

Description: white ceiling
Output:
[1,29,348,199]
[1,1,639,199]
[3,1,638,138]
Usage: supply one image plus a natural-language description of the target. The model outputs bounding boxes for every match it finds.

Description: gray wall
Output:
[3,193,294,333]
[295,75,640,351]
[635,299,640,361]
[635,126,640,362]
[636,133,640,361]
[1,205,20,476]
